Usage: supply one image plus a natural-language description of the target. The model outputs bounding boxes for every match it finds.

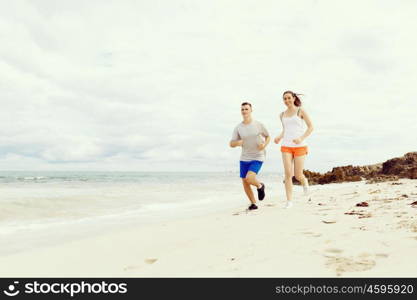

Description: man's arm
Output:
[230,140,243,148]
[258,122,270,150]
[258,135,270,150]
[230,126,243,147]
[264,135,271,146]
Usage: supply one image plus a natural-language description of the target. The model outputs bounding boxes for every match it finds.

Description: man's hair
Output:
[241,102,252,108]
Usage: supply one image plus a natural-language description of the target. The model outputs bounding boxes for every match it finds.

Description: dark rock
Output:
[382,152,417,179]
[344,210,372,218]
[300,152,417,185]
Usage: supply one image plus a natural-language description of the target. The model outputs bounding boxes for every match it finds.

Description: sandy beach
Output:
[1,178,416,277]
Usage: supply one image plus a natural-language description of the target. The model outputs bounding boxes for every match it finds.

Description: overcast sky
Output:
[0,0,416,173]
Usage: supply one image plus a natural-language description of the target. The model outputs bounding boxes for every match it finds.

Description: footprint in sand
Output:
[351,226,367,231]
[234,209,260,215]
[325,255,376,276]
[302,231,322,237]
[342,192,359,196]
[124,265,140,271]
[397,220,417,232]
[232,210,247,215]
[145,258,158,264]
[325,248,343,254]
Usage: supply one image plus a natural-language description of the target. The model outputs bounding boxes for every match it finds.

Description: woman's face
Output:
[283,93,294,107]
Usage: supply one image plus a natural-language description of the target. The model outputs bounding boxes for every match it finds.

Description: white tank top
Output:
[281,108,307,147]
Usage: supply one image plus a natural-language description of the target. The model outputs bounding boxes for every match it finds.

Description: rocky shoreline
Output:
[295,152,417,185]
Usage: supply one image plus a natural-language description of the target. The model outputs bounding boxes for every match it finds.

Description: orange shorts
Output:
[281,146,308,157]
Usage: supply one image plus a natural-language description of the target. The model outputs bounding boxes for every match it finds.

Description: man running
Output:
[230,102,270,210]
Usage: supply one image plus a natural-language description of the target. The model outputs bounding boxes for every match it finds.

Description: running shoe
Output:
[257,183,265,200]
[284,201,293,209]
[248,203,258,210]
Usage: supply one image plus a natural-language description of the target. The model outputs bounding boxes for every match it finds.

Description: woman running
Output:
[274,91,314,208]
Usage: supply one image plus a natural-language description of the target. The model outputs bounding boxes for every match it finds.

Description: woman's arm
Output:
[274,132,283,144]
[274,113,285,144]
[298,108,314,142]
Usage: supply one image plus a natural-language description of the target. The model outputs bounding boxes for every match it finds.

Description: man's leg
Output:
[245,171,262,188]
[245,161,265,200]
[240,161,256,204]
[242,178,256,204]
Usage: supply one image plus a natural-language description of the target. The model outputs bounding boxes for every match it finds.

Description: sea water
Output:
[0,171,285,255]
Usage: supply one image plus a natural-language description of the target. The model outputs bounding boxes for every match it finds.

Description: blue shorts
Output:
[240,160,263,178]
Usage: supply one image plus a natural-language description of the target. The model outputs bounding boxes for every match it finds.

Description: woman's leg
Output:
[294,155,309,194]
[282,152,294,201]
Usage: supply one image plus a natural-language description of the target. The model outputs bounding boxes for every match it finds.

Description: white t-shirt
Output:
[281,110,307,147]
[231,120,269,161]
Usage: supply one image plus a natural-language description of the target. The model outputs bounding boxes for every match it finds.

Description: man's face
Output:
[241,105,252,117]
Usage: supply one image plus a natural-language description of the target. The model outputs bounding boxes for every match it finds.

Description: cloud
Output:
[0,0,416,172]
